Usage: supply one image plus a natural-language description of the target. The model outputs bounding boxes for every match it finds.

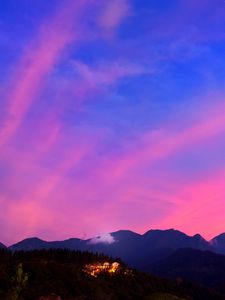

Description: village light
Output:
[83,261,121,277]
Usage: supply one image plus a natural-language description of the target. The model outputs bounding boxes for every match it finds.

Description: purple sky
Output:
[1,0,225,245]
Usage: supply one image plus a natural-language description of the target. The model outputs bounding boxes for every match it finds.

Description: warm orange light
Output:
[83,261,123,277]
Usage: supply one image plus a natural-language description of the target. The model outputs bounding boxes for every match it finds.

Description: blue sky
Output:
[1,0,225,245]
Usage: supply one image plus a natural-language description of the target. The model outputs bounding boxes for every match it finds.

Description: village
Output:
[83,261,132,278]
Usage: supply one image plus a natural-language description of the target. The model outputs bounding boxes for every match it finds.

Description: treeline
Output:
[0,248,223,300]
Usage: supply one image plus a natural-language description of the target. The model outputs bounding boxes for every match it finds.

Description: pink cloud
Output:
[59,59,155,106]
[96,93,225,183]
[73,59,152,88]
[0,199,57,245]
[99,0,131,30]
[0,0,93,148]
[3,89,225,245]
[157,169,225,240]
[1,0,225,245]
[0,141,96,245]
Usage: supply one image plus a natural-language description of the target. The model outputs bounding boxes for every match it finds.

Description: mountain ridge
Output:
[149,247,225,294]
[6,228,225,271]
[8,228,213,247]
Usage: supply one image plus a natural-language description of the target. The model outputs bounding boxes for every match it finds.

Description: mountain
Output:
[143,229,210,250]
[136,229,211,270]
[211,233,225,254]
[86,230,142,266]
[10,237,85,251]
[149,248,225,294]
[0,242,6,249]
[97,229,211,269]
[7,230,225,298]
[9,229,212,269]
[0,248,223,300]
[10,238,50,251]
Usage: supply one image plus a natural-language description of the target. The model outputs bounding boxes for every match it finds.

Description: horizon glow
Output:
[1,0,225,245]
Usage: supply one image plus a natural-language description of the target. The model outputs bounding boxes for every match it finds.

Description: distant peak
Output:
[111,230,141,238]
[20,237,45,243]
[210,233,225,246]
[0,242,6,249]
[193,234,203,239]
[112,229,139,234]
[143,228,185,236]
[212,232,225,240]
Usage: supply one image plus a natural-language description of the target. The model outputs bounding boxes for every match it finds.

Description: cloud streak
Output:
[1,0,225,245]
[0,0,92,148]
[99,0,131,30]
[98,92,225,183]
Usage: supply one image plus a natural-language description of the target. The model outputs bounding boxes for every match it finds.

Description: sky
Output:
[1,0,225,245]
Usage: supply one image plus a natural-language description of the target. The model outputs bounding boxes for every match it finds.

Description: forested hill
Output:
[0,249,223,300]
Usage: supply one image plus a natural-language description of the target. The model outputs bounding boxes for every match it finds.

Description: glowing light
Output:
[83,261,131,278]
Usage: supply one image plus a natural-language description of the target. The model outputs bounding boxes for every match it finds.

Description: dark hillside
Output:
[0,249,223,300]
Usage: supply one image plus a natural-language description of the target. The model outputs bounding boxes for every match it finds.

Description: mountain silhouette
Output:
[0,242,6,249]
[149,248,225,294]
[8,229,225,295]
[10,237,85,251]
[211,233,225,254]
[8,228,220,269]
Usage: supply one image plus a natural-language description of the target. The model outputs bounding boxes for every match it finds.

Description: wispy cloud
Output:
[73,59,153,89]
[89,233,116,245]
[0,1,92,148]
[1,0,225,245]
[98,0,131,31]
[157,168,225,240]
[97,92,225,183]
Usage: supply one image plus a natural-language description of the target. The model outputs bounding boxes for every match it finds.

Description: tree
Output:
[10,263,28,300]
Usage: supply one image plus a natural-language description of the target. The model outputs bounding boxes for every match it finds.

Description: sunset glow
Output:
[1,0,225,245]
